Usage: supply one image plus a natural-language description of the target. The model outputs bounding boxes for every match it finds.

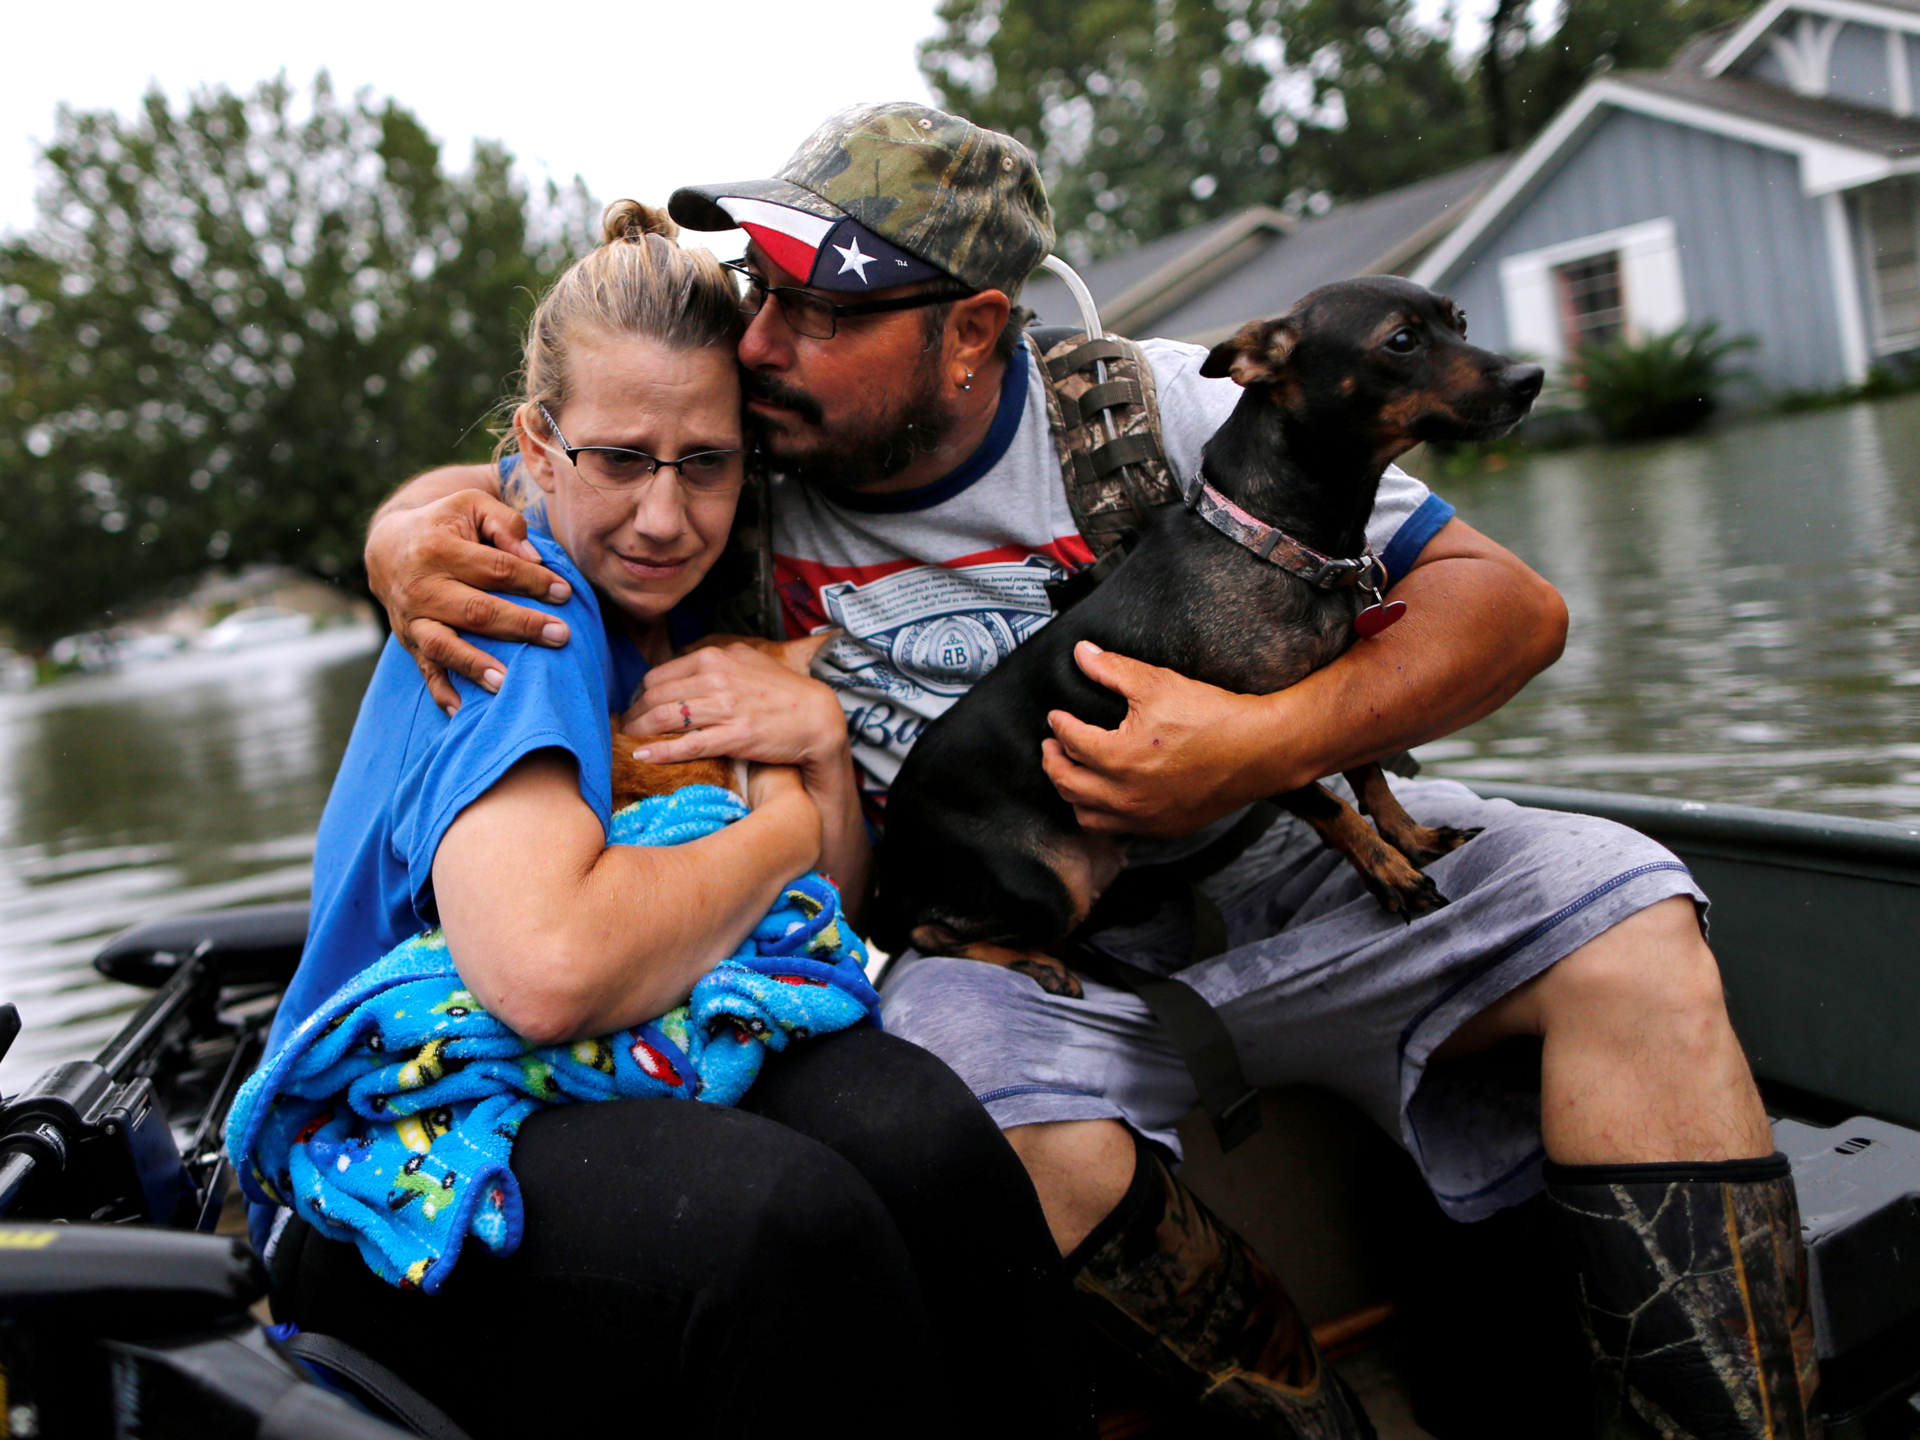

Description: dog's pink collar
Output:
[1183,477,1380,592]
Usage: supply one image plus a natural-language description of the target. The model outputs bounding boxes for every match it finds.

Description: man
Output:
[366,104,1818,1437]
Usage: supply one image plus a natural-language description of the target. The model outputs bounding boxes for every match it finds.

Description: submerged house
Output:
[1030,0,1920,396]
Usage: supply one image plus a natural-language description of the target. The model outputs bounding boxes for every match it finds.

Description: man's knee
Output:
[1006,1118,1137,1254]
[1536,896,1733,1049]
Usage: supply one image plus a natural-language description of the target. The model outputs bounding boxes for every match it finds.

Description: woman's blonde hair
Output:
[511,200,742,443]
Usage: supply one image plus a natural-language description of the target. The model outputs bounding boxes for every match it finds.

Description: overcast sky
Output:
[0,1,944,243]
[3,0,1508,246]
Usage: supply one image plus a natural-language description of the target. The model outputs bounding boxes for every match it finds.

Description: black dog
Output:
[876,276,1543,995]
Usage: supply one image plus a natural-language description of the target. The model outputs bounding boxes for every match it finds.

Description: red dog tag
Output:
[1355,601,1407,637]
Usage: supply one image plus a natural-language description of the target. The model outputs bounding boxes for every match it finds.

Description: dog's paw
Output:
[1368,867,1449,920]
[939,940,1089,999]
[1398,872,1450,920]
[1403,824,1483,869]
[1007,956,1086,999]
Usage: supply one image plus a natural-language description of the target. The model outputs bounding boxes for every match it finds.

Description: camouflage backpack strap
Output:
[1037,330,1180,586]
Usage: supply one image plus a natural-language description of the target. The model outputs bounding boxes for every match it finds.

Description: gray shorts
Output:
[879,777,1705,1221]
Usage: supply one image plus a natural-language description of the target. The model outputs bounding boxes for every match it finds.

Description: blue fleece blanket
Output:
[225,785,879,1293]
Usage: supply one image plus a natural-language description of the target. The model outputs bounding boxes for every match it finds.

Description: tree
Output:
[920,0,1754,261]
[1491,0,1754,146]
[0,76,594,646]
[920,0,1304,261]
[1281,0,1485,202]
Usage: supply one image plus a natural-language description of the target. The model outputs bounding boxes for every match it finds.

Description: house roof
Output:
[1707,0,1920,79]
[1022,208,1291,337]
[1413,68,1920,288]
[1024,156,1510,345]
[1616,70,1920,155]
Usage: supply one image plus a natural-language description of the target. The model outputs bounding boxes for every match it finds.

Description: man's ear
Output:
[514,404,561,496]
[1200,317,1299,387]
[948,288,1011,374]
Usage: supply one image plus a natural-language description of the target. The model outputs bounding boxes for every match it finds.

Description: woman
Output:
[263,203,1086,1439]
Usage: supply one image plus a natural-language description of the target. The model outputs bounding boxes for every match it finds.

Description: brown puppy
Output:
[609,633,836,807]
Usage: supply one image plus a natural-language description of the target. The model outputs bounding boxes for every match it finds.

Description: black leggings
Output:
[273,1027,1088,1439]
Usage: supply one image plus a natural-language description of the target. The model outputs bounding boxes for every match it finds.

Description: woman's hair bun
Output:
[602,199,678,246]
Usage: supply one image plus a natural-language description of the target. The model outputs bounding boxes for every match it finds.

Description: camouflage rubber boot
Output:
[1544,1154,1822,1439]
[1067,1133,1373,1439]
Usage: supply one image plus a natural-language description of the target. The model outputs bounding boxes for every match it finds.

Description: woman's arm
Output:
[431,751,821,1046]
[620,645,873,918]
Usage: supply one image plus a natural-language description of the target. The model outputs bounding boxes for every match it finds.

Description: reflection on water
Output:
[1410,397,1920,820]
[0,628,380,1089]
[2,397,1918,1089]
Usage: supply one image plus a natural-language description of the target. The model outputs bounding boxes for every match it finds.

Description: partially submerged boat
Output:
[2,783,1917,1437]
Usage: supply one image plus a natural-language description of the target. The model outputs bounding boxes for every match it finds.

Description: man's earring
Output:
[961,369,974,392]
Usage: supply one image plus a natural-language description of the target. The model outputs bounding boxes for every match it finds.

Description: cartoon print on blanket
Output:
[225,785,880,1294]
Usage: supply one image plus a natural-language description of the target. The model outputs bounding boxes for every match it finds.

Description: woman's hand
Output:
[435,752,826,1046]
[623,644,849,785]
[628,646,873,920]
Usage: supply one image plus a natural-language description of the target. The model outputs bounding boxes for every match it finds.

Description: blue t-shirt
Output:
[265,532,658,1060]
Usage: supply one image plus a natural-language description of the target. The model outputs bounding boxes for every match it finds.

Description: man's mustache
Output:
[742,372,824,426]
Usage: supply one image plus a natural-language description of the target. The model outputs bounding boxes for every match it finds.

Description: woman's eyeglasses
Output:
[722,260,976,341]
[536,404,744,495]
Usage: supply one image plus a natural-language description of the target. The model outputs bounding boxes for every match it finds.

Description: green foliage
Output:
[919,0,1753,260]
[1571,322,1754,441]
[921,0,1303,260]
[920,0,1482,259]
[0,76,594,646]
[1773,358,1920,413]
[1492,0,1752,145]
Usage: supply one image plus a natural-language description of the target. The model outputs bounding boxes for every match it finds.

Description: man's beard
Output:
[744,355,956,493]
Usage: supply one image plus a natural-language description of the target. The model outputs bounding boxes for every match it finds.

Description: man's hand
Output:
[1039,518,1568,840]
[366,484,573,715]
[622,644,849,783]
[1042,642,1270,839]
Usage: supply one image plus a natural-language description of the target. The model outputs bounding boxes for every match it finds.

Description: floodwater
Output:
[0,628,380,1089]
[2,396,1918,1089]
[1406,397,1920,817]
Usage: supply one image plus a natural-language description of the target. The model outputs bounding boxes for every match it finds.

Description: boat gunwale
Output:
[1466,781,1920,877]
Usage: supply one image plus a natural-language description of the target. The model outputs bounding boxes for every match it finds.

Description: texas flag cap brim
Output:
[669,178,954,295]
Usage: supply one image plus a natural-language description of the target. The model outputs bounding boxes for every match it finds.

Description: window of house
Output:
[1862,180,1920,351]
[1498,218,1684,369]
[1554,251,1628,354]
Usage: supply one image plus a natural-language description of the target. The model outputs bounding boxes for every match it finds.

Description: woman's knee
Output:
[744,1027,1018,1192]
[513,1098,911,1286]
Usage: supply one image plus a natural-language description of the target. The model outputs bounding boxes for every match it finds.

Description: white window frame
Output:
[1497,218,1688,367]
[1856,178,1920,353]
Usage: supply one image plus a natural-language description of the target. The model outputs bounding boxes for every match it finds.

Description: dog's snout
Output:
[1501,362,1545,403]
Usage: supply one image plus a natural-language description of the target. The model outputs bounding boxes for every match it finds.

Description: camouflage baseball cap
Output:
[669,102,1054,299]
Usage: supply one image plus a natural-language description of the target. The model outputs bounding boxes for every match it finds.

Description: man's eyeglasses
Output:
[535,404,744,495]
[722,260,976,341]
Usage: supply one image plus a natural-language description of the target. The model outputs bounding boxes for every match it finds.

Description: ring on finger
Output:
[680,701,694,731]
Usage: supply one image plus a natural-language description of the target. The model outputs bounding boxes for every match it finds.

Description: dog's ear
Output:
[767,628,838,675]
[680,629,838,675]
[1200,318,1299,387]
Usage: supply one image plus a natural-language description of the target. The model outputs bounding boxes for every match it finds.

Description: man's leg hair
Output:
[1064,1128,1373,1439]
